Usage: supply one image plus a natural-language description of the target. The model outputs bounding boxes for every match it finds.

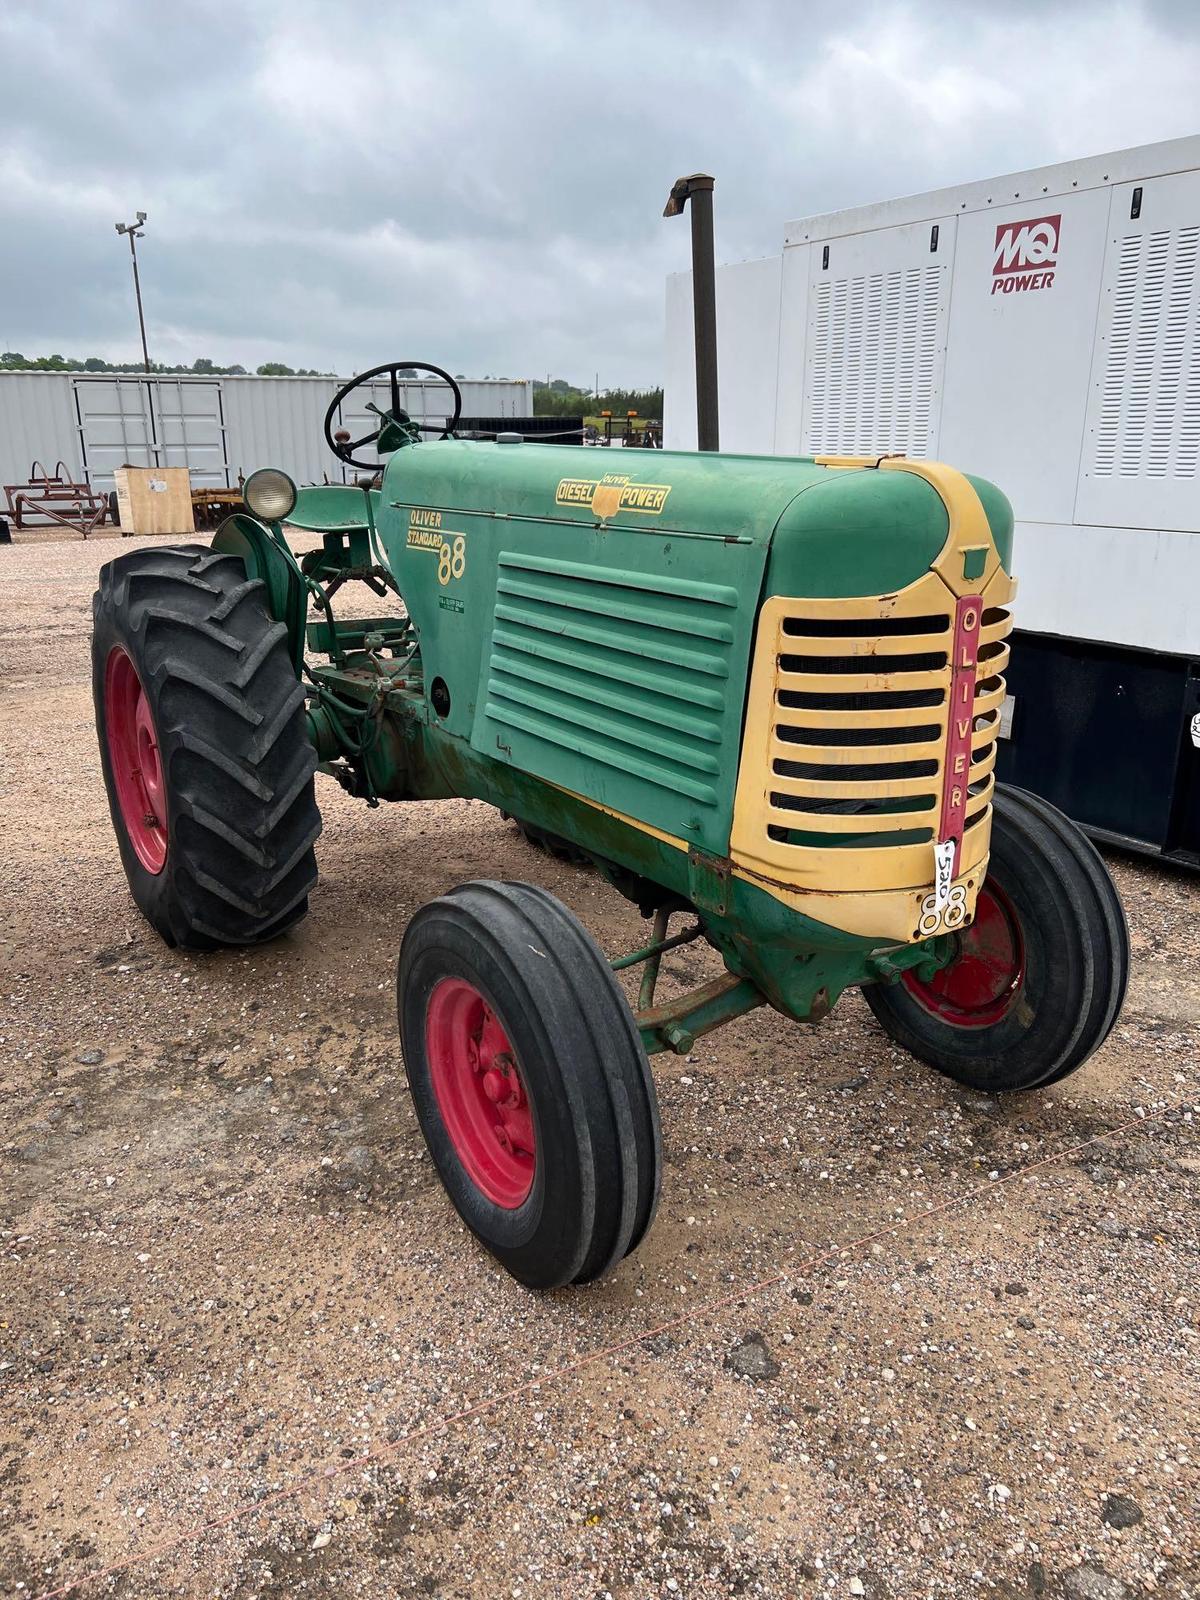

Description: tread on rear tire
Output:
[92,544,321,950]
[863,784,1129,1092]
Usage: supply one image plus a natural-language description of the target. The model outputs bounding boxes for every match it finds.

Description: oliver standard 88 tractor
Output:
[92,361,1128,1288]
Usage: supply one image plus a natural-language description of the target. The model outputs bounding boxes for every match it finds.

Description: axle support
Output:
[611,908,767,1055]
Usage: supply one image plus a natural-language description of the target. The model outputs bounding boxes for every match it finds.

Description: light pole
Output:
[115,212,151,374]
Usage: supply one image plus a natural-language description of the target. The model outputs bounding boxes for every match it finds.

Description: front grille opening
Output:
[780,650,948,676]
[760,585,1014,856]
[777,722,941,748]
[773,756,939,783]
[769,822,935,849]
[779,686,946,712]
[770,792,935,817]
[782,613,949,639]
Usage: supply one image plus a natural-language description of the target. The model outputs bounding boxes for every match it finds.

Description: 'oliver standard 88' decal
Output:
[407,507,465,585]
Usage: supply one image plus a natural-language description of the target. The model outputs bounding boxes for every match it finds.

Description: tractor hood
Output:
[384,438,829,547]
[381,438,1012,602]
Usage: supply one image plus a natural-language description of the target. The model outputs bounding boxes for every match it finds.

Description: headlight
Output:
[244,467,297,523]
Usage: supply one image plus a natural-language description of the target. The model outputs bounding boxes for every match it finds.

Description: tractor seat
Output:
[284,483,379,534]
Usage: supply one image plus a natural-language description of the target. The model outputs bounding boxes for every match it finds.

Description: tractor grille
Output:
[763,599,1012,852]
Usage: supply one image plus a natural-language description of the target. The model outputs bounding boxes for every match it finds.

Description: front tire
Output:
[398,881,661,1288]
[863,785,1128,1092]
[92,544,321,950]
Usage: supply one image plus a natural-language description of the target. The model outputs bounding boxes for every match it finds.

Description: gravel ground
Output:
[1,532,1197,1600]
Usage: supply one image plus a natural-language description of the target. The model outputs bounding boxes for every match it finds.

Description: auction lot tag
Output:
[932,839,956,916]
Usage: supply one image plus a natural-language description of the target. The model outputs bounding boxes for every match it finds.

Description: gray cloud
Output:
[1,0,1197,383]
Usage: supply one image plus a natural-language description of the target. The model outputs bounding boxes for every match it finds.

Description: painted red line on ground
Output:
[31,1109,1169,1600]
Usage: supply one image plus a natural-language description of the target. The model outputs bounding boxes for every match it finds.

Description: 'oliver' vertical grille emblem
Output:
[940,596,982,868]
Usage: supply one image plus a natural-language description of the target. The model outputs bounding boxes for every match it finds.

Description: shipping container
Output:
[664,135,1200,865]
[0,372,534,495]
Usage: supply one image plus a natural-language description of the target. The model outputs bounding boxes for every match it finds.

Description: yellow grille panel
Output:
[728,457,1017,942]
[730,565,1015,935]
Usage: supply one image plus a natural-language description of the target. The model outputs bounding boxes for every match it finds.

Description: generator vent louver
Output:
[483,552,739,808]
[1090,224,1200,482]
[764,598,1011,853]
[802,264,944,458]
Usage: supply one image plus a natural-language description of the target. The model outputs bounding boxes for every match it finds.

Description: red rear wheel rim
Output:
[104,646,168,875]
[902,880,1025,1027]
[425,978,535,1208]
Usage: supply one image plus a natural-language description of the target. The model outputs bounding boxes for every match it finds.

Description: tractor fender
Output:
[210,512,307,675]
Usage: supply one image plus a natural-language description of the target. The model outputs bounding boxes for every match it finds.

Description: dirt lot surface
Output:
[1,533,1197,1600]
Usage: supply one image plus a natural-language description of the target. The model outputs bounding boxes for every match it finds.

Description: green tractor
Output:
[92,360,1128,1288]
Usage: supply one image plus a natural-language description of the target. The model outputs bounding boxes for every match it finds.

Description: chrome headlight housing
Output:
[243,467,297,523]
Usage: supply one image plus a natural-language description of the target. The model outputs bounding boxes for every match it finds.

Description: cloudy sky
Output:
[2,0,1197,385]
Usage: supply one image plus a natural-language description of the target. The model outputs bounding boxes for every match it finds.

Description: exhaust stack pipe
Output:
[664,173,719,452]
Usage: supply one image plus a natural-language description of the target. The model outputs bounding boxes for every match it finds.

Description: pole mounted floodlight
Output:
[115,212,151,374]
[663,173,718,451]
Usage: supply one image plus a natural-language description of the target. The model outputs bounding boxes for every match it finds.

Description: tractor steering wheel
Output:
[323,361,463,471]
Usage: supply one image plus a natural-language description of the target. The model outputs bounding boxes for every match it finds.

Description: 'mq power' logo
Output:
[991,214,1060,295]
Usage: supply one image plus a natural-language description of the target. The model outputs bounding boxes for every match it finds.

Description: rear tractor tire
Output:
[92,544,321,950]
[398,881,661,1288]
[864,785,1128,1093]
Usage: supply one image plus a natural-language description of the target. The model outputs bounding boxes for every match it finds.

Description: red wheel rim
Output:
[425,978,535,1208]
[104,646,168,875]
[902,880,1025,1027]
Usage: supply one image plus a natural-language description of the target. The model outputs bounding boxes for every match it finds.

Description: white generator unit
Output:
[665,135,1200,866]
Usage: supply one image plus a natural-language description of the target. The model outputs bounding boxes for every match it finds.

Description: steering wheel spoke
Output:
[346,428,382,453]
[323,362,463,471]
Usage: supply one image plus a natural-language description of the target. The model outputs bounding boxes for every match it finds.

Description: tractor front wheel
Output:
[863,785,1128,1092]
[92,545,321,949]
[398,881,661,1288]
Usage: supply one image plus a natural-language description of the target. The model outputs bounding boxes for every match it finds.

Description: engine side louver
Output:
[480,551,741,837]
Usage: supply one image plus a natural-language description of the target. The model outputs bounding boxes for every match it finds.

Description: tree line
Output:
[0,354,662,412]
[534,379,663,419]
[0,352,330,376]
